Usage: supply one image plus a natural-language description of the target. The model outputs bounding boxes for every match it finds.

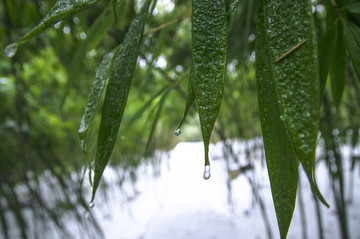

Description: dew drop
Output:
[203,165,211,180]
[4,43,18,58]
[174,128,181,136]
[89,202,95,209]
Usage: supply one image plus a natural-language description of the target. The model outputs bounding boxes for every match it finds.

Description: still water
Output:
[4,139,360,239]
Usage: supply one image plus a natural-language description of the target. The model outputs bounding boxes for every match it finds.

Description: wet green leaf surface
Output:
[91,0,152,202]
[259,0,327,207]
[256,1,299,237]
[256,0,331,237]
[192,0,228,167]
[79,48,119,155]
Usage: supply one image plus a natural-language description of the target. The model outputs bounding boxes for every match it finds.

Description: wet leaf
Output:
[5,0,102,55]
[260,0,328,207]
[330,20,347,107]
[90,0,152,202]
[192,0,228,168]
[78,47,119,156]
[256,1,299,237]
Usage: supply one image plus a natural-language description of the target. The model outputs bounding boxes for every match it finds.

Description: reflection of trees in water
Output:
[0,163,103,239]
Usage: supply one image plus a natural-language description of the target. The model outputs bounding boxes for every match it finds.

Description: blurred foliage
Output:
[0,0,360,238]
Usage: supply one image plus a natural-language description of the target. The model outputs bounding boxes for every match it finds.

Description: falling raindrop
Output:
[4,43,18,58]
[89,202,95,209]
[203,165,211,180]
[174,128,181,136]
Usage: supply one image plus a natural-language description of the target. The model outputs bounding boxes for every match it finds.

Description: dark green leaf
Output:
[344,21,360,83]
[90,0,152,202]
[192,0,228,170]
[256,1,299,237]
[78,47,119,156]
[318,26,336,100]
[260,0,328,207]
[330,20,347,107]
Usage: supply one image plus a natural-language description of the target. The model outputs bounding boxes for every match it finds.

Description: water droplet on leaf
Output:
[174,128,181,136]
[203,165,211,180]
[89,202,95,209]
[4,43,18,58]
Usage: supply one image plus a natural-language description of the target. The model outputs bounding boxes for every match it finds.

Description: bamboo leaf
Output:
[78,47,119,155]
[256,1,299,237]
[90,0,152,202]
[145,89,170,156]
[192,0,228,174]
[330,20,347,107]
[344,21,360,83]
[318,27,336,100]
[259,0,328,207]
[4,0,102,57]
[175,65,195,136]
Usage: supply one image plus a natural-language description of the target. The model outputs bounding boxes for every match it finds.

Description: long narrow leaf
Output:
[90,0,153,202]
[344,21,360,83]
[79,47,119,155]
[192,0,228,170]
[5,0,102,56]
[261,0,328,207]
[318,27,336,100]
[256,1,299,237]
[175,65,195,135]
[330,20,347,107]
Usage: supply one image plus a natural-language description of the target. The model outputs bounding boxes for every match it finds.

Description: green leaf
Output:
[145,89,170,156]
[90,0,152,202]
[256,1,299,237]
[78,47,119,156]
[4,0,102,56]
[318,25,336,100]
[175,65,195,136]
[344,21,360,83]
[192,0,228,171]
[345,1,360,14]
[330,20,347,107]
[259,0,328,207]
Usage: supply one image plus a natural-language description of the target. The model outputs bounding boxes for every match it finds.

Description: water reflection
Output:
[1,138,359,239]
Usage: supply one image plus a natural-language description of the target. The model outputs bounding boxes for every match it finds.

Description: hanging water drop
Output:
[174,128,181,136]
[89,202,95,209]
[4,43,18,58]
[203,165,211,180]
